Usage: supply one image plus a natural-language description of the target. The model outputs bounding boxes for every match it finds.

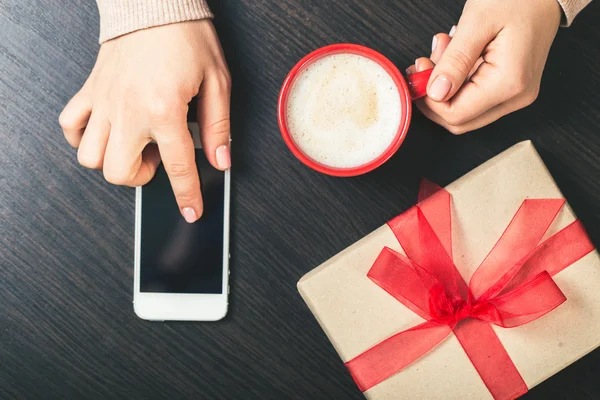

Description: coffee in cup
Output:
[285,53,402,169]
[278,44,432,177]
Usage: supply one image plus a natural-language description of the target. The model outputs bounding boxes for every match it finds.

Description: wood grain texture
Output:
[1,0,600,399]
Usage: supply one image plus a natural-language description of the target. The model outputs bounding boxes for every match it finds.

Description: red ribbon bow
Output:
[345,182,594,400]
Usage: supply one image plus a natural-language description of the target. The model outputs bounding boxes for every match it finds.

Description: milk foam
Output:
[286,53,402,169]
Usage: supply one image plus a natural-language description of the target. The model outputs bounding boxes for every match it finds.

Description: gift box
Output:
[297,141,600,400]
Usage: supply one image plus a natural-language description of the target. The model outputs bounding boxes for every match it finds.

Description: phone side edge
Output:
[220,167,232,319]
[133,185,143,316]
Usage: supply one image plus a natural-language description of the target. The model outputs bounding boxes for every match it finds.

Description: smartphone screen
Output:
[140,150,224,294]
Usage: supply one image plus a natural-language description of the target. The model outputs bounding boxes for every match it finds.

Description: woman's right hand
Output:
[407,0,562,134]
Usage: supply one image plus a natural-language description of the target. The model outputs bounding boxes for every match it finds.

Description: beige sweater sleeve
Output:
[557,0,592,26]
[96,0,213,43]
[95,0,591,44]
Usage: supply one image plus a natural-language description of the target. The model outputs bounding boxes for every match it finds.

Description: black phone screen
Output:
[140,150,225,294]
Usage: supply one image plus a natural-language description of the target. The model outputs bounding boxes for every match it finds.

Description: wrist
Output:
[538,0,563,28]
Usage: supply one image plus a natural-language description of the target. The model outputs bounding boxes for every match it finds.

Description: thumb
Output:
[197,72,231,171]
[427,23,495,102]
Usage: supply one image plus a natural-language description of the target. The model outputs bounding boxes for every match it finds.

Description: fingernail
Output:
[182,207,198,223]
[405,66,412,75]
[449,25,456,38]
[431,35,438,53]
[216,144,231,170]
[428,75,452,101]
[415,59,422,71]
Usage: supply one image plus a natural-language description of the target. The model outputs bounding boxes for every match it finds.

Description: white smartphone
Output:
[134,122,230,321]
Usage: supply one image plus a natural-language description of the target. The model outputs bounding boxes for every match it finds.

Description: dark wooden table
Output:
[2,0,600,399]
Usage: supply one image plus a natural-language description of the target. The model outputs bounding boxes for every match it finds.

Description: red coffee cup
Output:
[278,43,432,177]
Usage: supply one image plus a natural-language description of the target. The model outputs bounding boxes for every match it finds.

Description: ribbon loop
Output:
[470,199,566,301]
[368,247,447,321]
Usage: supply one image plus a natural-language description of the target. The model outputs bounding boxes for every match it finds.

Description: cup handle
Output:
[407,68,433,100]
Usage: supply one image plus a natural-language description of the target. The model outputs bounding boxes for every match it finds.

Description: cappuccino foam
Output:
[286,53,402,169]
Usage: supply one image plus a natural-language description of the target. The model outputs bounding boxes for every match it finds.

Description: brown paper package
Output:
[298,141,600,399]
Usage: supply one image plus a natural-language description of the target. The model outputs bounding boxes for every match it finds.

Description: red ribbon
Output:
[345,182,594,399]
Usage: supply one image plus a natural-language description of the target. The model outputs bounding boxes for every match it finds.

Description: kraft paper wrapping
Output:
[297,141,600,399]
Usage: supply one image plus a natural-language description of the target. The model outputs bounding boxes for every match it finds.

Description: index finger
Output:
[156,123,203,223]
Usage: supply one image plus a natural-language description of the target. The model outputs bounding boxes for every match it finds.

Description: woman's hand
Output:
[407,0,562,134]
[59,20,231,223]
